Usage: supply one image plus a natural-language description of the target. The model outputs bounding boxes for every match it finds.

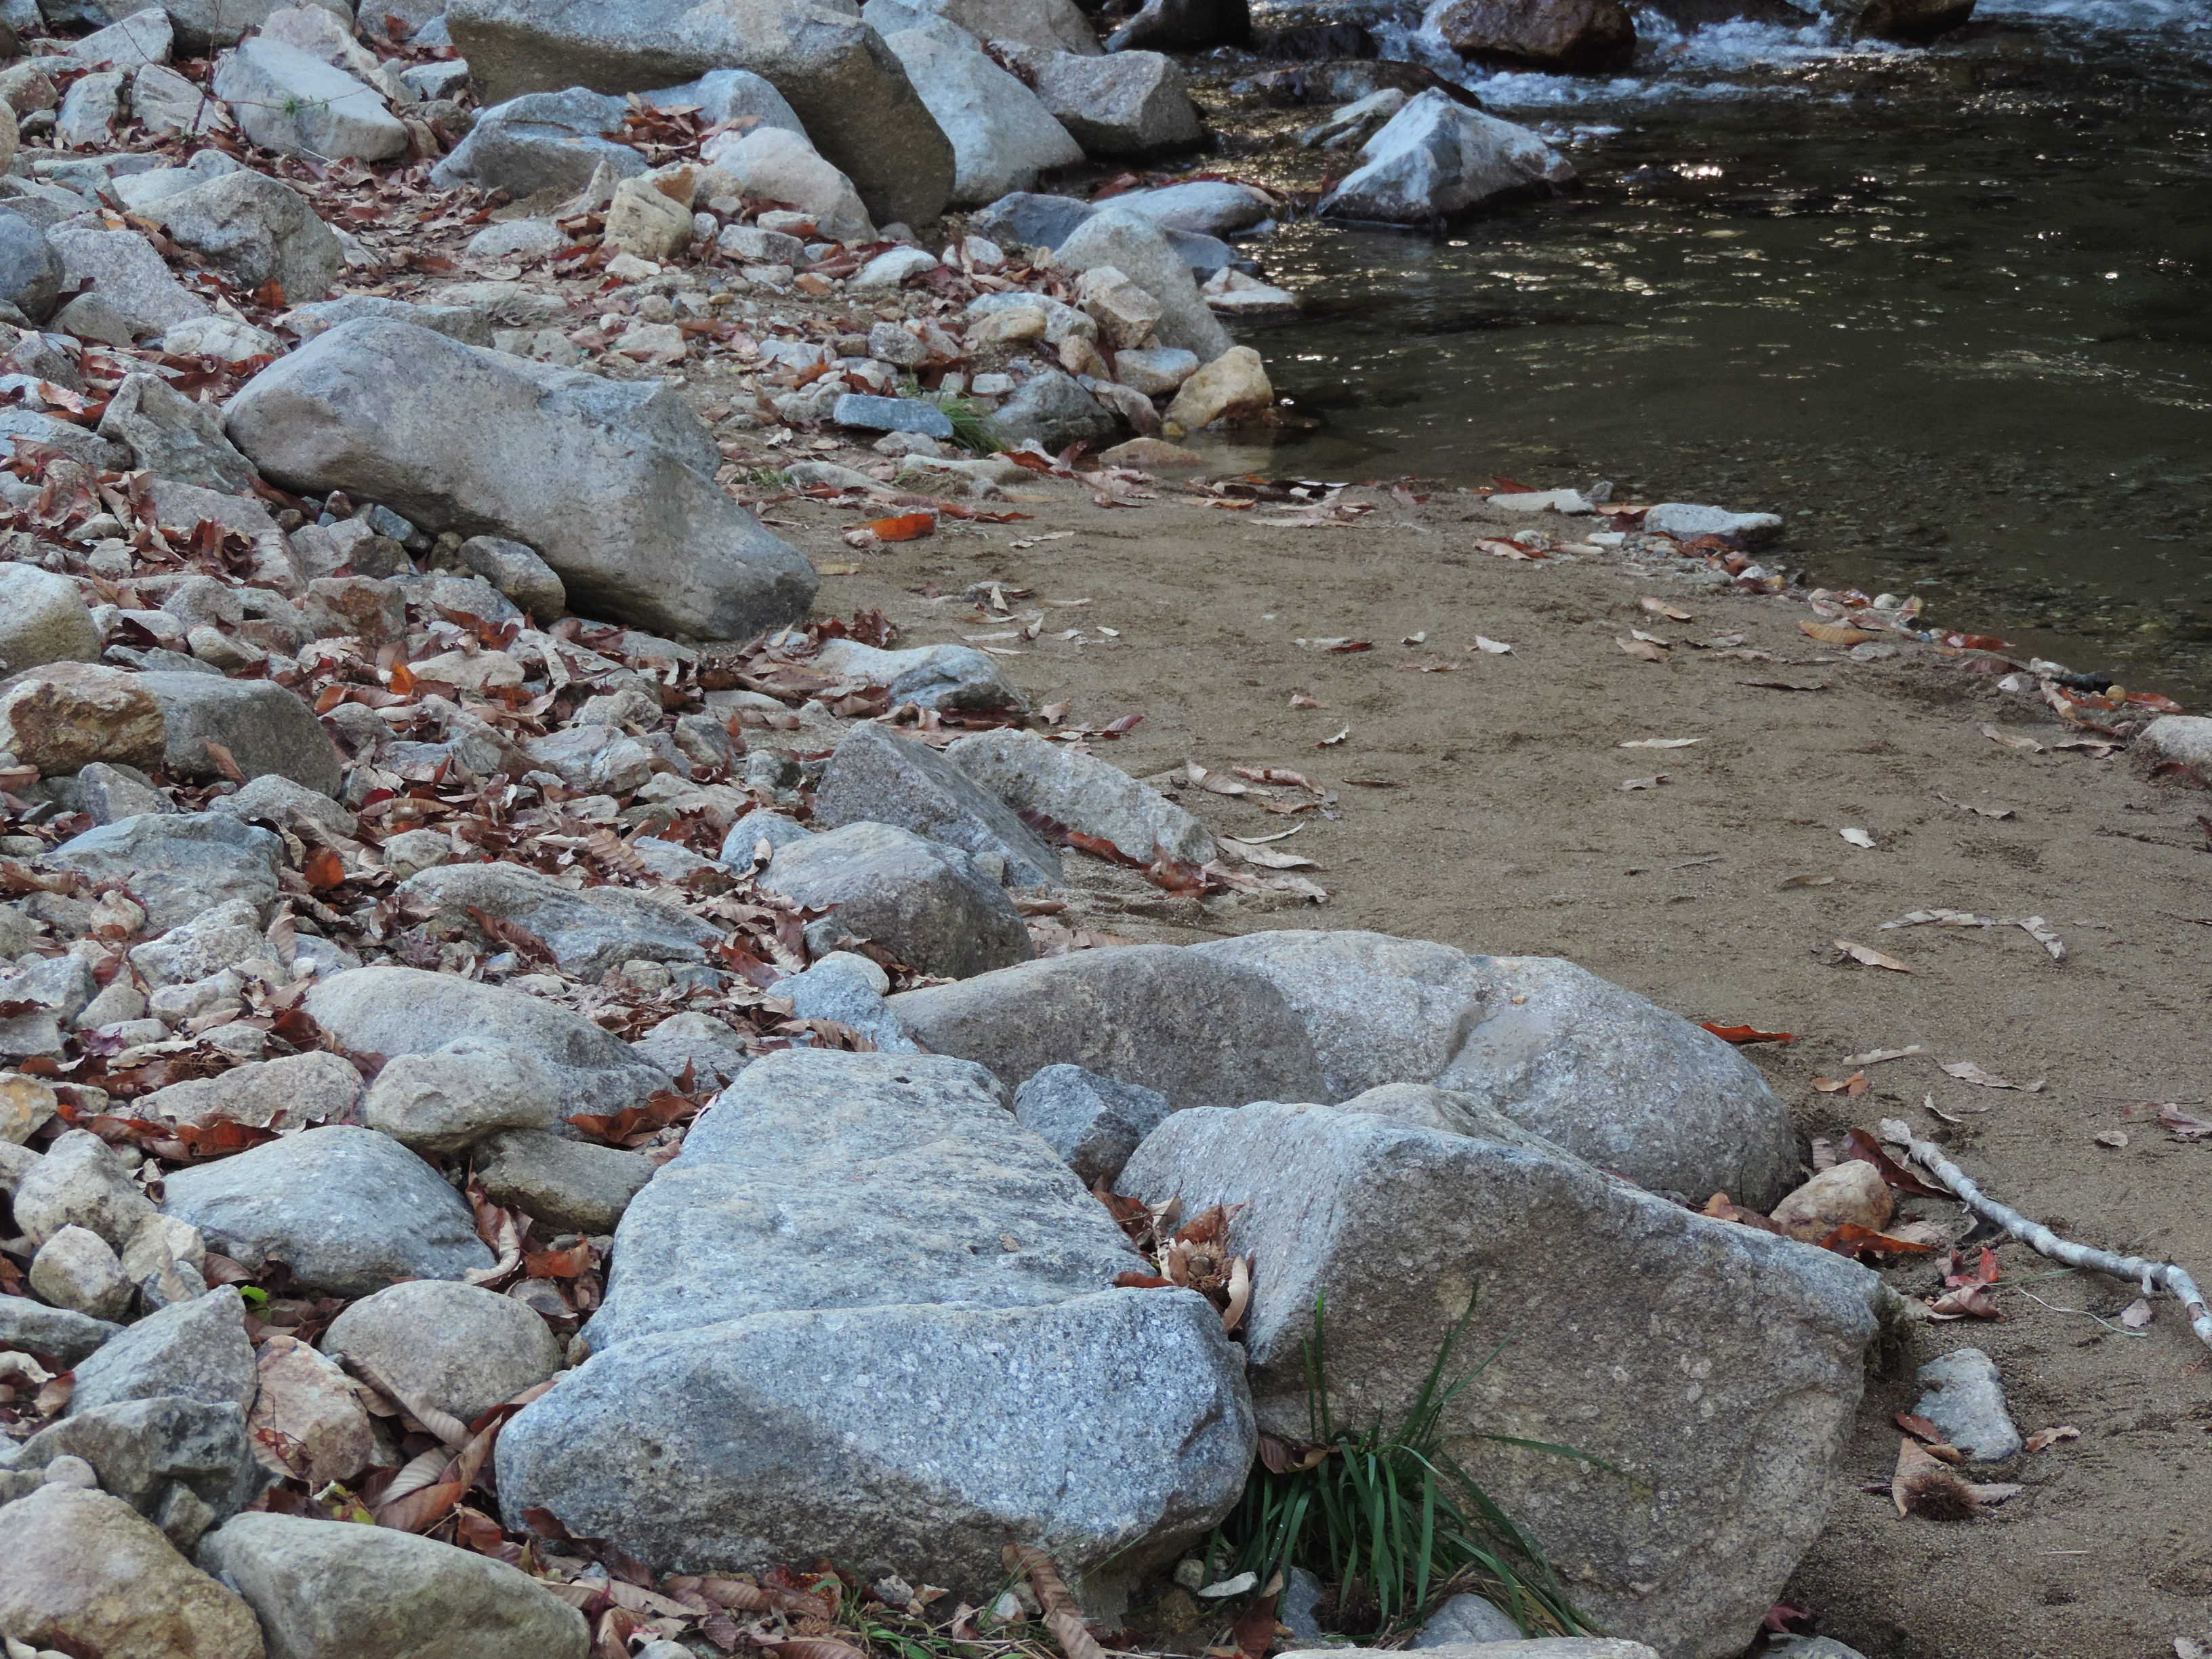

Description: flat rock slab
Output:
[224,318,817,642]
[946,725,1214,866]
[304,966,668,1120]
[886,943,1326,1109]
[587,1048,1141,1351]
[50,811,282,933]
[498,1288,1253,1603]
[161,1126,493,1297]
[399,861,723,978]
[1118,1102,1884,1659]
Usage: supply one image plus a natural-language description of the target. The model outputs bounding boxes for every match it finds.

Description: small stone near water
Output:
[1912,1347,2022,1461]
[1014,1063,1172,1185]
[813,722,1063,886]
[1318,90,1575,226]
[324,1278,565,1422]
[947,724,1213,865]
[1769,1160,1893,1241]
[1428,0,1637,72]
[1166,344,1272,430]
[1642,501,1785,545]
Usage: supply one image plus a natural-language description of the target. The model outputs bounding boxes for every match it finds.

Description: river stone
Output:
[0,208,61,322]
[832,391,958,438]
[224,319,818,641]
[781,949,918,1053]
[810,638,1027,712]
[0,1484,264,1659]
[304,966,669,1118]
[471,1129,655,1233]
[141,1050,363,1130]
[96,373,258,493]
[813,722,1062,885]
[446,0,956,228]
[1318,89,1575,225]
[18,1395,266,1528]
[213,36,410,162]
[0,565,98,676]
[883,27,1082,207]
[49,813,281,932]
[456,533,566,615]
[1912,1347,2020,1462]
[1429,0,1635,71]
[142,169,348,304]
[287,292,497,348]
[1189,932,1797,1209]
[29,1224,132,1320]
[632,1010,752,1088]
[161,1126,494,1297]
[1052,206,1231,360]
[360,1038,571,1153]
[995,367,1117,450]
[1024,49,1203,159]
[1106,0,1246,49]
[0,1296,121,1366]
[1102,180,1271,238]
[47,225,211,335]
[13,1126,156,1248]
[497,1286,1252,1605]
[197,1513,590,1659]
[67,1286,257,1419]
[1117,1103,1885,1659]
[759,821,1033,980]
[139,672,344,796]
[700,125,877,244]
[886,943,1326,1108]
[1412,1593,1525,1645]
[0,661,164,775]
[586,1049,1140,1349]
[398,861,723,977]
[947,726,1212,865]
[1013,1063,1170,1185]
[324,1279,565,1422]
[1641,501,1784,545]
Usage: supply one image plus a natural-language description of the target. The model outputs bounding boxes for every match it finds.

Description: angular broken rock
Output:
[947,725,1213,865]
[446,0,956,229]
[1318,90,1575,225]
[1912,1347,2021,1462]
[1190,932,1799,1209]
[161,1126,495,1297]
[1050,205,1231,361]
[305,965,669,1120]
[95,372,259,493]
[886,943,1326,1109]
[1014,1062,1171,1185]
[143,167,348,305]
[758,821,1033,980]
[224,319,818,641]
[811,637,1027,712]
[813,722,1061,885]
[1023,47,1204,159]
[245,1332,377,1488]
[17,1395,268,1530]
[586,1048,1143,1351]
[212,35,410,162]
[1118,1103,1886,1659]
[497,1287,1252,1605]
[398,860,724,979]
[0,564,102,675]
[140,671,345,796]
[66,1286,258,1419]
[197,1513,590,1659]
[0,661,166,775]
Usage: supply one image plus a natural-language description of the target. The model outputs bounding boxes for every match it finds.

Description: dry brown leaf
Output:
[1942,1060,2042,1092]
[1616,634,1668,663]
[2025,1425,2080,1452]
[2093,1129,2129,1149]
[2122,1297,2154,1329]
[1837,940,1916,973]
[2157,1103,2212,1139]
[1980,723,2045,754]
[1800,619,1875,646]
[1811,1071,1870,1095]
[1641,596,1693,621]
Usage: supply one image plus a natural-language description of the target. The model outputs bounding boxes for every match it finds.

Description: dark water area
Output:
[1240,3,2212,696]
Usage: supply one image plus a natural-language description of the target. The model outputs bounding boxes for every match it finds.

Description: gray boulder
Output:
[323,1279,565,1422]
[1052,206,1231,360]
[143,168,347,304]
[585,1048,1142,1350]
[972,188,1095,251]
[902,0,1102,52]
[224,318,818,642]
[632,1010,752,1088]
[1414,1593,1525,1646]
[497,1287,1251,1604]
[0,565,100,675]
[445,0,957,229]
[0,406,130,470]
[760,821,1033,980]
[642,66,806,132]
[0,1296,121,1366]
[430,87,648,197]
[96,373,258,493]
[12,1128,157,1248]
[1318,90,1574,226]
[49,812,283,933]
[66,1287,256,1419]
[1118,1103,1886,1659]
[832,391,956,440]
[1190,933,1799,1208]
[196,1514,590,1659]
[455,533,565,617]
[810,637,1027,712]
[213,36,410,162]
[1100,179,1272,237]
[781,949,918,1053]
[160,1126,495,1297]
[287,292,497,348]
[360,1038,571,1153]
[1025,48,1202,159]
[886,943,1326,1108]
[471,1129,655,1233]
[0,209,62,322]
[139,1050,363,1131]
[1014,1062,1170,1184]
[140,672,345,796]
[947,726,1212,865]
[398,861,723,978]
[1641,501,1784,545]
[1105,0,1247,51]
[306,966,669,1120]
[994,367,1117,451]
[813,722,1061,886]
[46,225,211,335]
[17,1395,266,1530]
[882,27,1082,207]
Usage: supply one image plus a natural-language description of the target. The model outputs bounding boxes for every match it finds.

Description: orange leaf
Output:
[867,512,936,541]
[388,661,417,695]
[1702,1023,1795,1044]
[302,846,347,889]
[1799,620,1873,646]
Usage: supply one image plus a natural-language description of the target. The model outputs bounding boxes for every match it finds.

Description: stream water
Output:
[1236,0,2212,695]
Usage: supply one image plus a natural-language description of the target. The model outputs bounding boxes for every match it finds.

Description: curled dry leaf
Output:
[1257,1433,1332,1475]
[1894,1411,1946,1442]
[1473,636,1514,654]
[2158,1104,2212,1140]
[1891,1437,2019,1519]
[1841,1044,1927,1067]
[2122,1297,2154,1329]
[2094,1130,2129,1149]
[1702,1192,1786,1235]
[1942,1060,2043,1092]
[1815,1223,1940,1261]
[1616,634,1668,663]
[1702,1022,1795,1044]
[1641,596,1693,620]
[2024,1425,2081,1453]
[1980,723,2046,754]
[1801,619,1876,646]
[1288,692,1326,708]
[1318,726,1349,747]
[868,512,936,541]
[1620,774,1669,791]
[1836,939,1916,973]
[1841,1127,1954,1200]
[1839,827,1877,848]
[1812,1071,1870,1095]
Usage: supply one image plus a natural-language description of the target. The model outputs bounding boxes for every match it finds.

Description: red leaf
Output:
[1702,1023,1795,1044]
[867,512,935,541]
[1841,1128,1954,1200]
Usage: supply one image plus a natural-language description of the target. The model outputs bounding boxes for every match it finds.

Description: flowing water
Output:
[1237,0,2212,694]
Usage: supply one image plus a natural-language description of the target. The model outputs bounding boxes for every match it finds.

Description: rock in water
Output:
[1118,1103,1887,1658]
[886,943,1327,1108]
[498,1288,1252,1607]
[223,319,817,642]
[584,1049,1142,1350]
[1427,0,1636,73]
[0,1484,264,1659]
[1824,0,1974,39]
[1318,89,1574,225]
[445,0,956,228]
[197,1514,590,1659]
[1050,207,1231,360]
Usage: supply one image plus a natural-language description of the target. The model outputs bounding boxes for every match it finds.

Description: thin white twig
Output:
[1879,1118,2212,1352]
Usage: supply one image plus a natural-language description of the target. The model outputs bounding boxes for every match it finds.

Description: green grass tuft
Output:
[915,382,1008,455]
[1208,1286,1596,1641]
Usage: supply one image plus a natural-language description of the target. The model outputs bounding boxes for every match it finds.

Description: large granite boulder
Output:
[1318,89,1575,225]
